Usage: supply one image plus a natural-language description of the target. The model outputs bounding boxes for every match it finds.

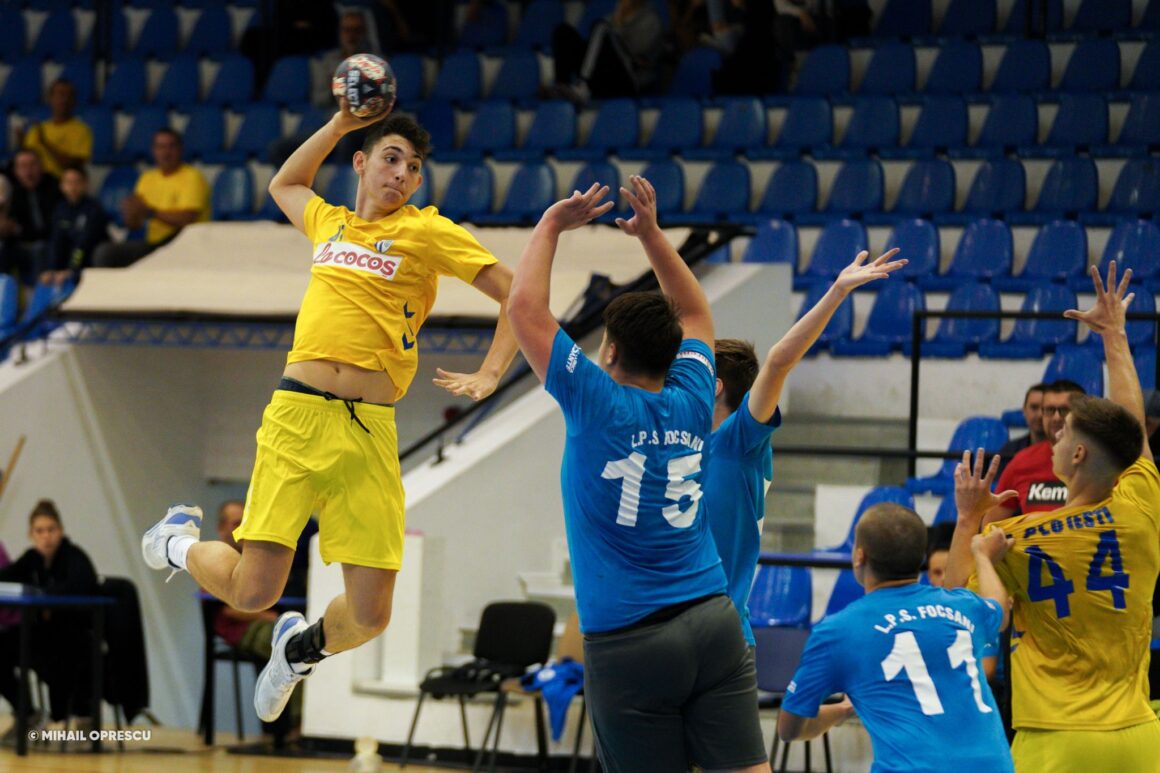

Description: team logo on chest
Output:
[313,239,406,280]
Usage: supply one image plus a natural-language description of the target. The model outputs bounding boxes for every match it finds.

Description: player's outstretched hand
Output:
[954,448,1018,528]
[833,248,906,295]
[433,367,499,402]
[543,183,614,233]
[971,527,1013,565]
[332,97,391,135]
[1063,260,1134,336]
[615,175,660,237]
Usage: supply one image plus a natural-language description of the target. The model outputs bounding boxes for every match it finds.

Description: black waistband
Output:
[276,377,392,407]
[614,593,724,635]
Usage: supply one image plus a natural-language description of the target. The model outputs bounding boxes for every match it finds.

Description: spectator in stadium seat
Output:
[0,149,61,287]
[550,0,666,102]
[93,128,209,269]
[947,263,1160,770]
[995,382,1048,479]
[43,165,108,287]
[17,80,92,179]
[312,11,376,110]
[240,0,338,89]
[370,0,452,53]
[712,0,780,94]
[985,380,1086,524]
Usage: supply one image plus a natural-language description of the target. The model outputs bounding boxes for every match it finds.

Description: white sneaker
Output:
[254,611,314,722]
[141,504,203,581]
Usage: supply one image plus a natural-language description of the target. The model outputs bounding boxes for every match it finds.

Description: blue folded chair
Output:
[557,98,638,161]
[1058,39,1120,93]
[418,100,456,156]
[791,45,849,96]
[1003,0,1063,36]
[825,96,897,157]
[907,417,1008,495]
[795,281,853,353]
[951,95,1036,161]
[439,101,515,161]
[820,159,883,220]
[115,106,169,164]
[871,0,932,38]
[924,282,1001,358]
[858,43,915,95]
[18,279,76,341]
[639,159,684,218]
[182,105,225,162]
[1026,94,1107,158]
[79,106,114,164]
[932,496,958,526]
[219,104,282,163]
[1096,93,1160,157]
[135,6,179,58]
[569,161,621,222]
[473,163,555,225]
[979,282,1078,359]
[668,161,751,225]
[937,0,995,38]
[669,47,722,99]
[1070,0,1131,33]
[205,55,253,108]
[990,40,1050,93]
[153,56,200,109]
[831,282,926,356]
[619,97,702,160]
[30,10,76,58]
[515,0,565,50]
[430,51,482,104]
[102,58,147,109]
[323,165,359,209]
[920,218,1012,291]
[458,1,509,49]
[946,158,1025,224]
[797,219,868,288]
[488,50,541,103]
[748,161,817,223]
[831,487,916,553]
[750,97,831,160]
[390,53,424,105]
[494,100,574,161]
[262,56,310,107]
[882,96,965,159]
[437,162,494,222]
[740,219,798,266]
[1080,219,1160,292]
[1099,159,1160,222]
[684,97,765,161]
[883,218,939,282]
[880,159,954,222]
[1141,0,1160,31]
[1126,41,1159,92]
[994,219,1087,292]
[212,166,255,221]
[1015,157,1097,225]
[748,565,811,628]
[0,9,25,61]
[1043,345,1103,397]
[1137,348,1157,391]
[186,5,232,55]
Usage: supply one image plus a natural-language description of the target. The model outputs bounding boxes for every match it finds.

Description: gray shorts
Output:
[582,594,768,772]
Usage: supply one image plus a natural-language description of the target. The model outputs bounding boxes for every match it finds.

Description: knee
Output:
[232,585,282,613]
[350,602,392,637]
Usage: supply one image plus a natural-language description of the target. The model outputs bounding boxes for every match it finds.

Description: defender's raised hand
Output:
[833,249,907,296]
[1063,260,1134,336]
[615,175,660,237]
[954,448,1018,527]
[543,183,614,232]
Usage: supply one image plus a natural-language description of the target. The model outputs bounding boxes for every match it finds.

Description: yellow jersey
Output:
[989,457,1160,731]
[23,117,92,177]
[134,164,210,244]
[289,196,497,401]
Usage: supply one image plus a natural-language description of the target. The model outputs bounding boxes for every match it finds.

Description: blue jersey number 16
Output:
[1026,530,1129,618]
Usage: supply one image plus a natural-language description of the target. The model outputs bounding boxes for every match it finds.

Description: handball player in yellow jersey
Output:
[141,100,519,721]
[947,262,1160,772]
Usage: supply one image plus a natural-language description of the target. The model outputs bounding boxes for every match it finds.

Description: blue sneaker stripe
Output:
[167,513,201,526]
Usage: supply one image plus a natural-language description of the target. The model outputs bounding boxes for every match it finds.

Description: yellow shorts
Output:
[1012,720,1160,773]
[233,389,405,570]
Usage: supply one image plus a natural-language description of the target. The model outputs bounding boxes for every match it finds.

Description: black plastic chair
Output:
[198,599,255,745]
[754,626,835,773]
[401,601,557,772]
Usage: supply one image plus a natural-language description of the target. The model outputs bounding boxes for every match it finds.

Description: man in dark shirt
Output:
[0,150,61,286]
[995,382,1047,479]
[44,165,108,286]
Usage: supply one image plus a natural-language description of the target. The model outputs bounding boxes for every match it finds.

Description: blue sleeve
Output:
[781,622,839,719]
[544,329,616,432]
[716,391,781,458]
[947,588,1004,642]
[663,339,716,415]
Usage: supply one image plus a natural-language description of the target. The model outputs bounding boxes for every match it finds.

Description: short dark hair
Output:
[714,339,758,412]
[60,163,88,180]
[362,115,431,159]
[1025,382,1049,404]
[602,291,683,378]
[1069,394,1143,473]
[49,78,74,95]
[1044,379,1086,396]
[926,522,955,562]
[29,498,61,527]
[855,503,928,581]
[154,127,182,145]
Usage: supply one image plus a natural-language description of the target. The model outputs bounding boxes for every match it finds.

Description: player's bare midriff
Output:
[284,359,396,404]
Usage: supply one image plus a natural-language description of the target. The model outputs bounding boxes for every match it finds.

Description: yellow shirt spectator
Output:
[134,164,210,245]
[22,117,93,177]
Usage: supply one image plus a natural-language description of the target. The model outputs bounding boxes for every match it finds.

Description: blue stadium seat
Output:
[951,158,1025,223]
[1059,39,1120,93]
[751,97,831,160]
[474,162,555,225]
[952,95,1036,159]
[684,97,765,161]
[798,219,868,288]
[78,106,114,164]
[1082,219,1160,291]
[390,53,424,105]
[440,100,515,161]
[921,218,1012,291]
[558,98,638,161]
[205,55,253,108]
[256,193,287,223]
[262,56,310,107]
[411,168,433,210]
[31,10,76,58]
[0,275,18,340]
[830,487,916,553]
[1137,348,1157,391]
[828,96,898,156]
[458,1,509,49]
[924,42,981,94]
[1098,93,1160,158]
[181,105,224,162]
[1003,0,1063,35]
[221,104,282,162]
[19,279,76,340]
[186,5,232,55]
[884,159,955,221]
[740,219,798,265]
[1043,345,1103,397]
[135,7,179,58]
[489,50,541,102]
[0,61,41,109]
[569,161,621,222]
[495,100,574,161]
[938,0,995,38]
[418,100,455,156]
[669,47,722,99]
[669,161,751,224]
[577,0,616,37]
[1071,0,1130,33]
[323,166,359,209]
[102,58,148,109]
[57,56,95,106]
[1127,41,1160,92]
[212,166,255,220]
[430,51,482,104]
[990,40,1050,93]
[883,97,966,159]
[831,282,925,356]
[932,496,958,526]
[1100,159,1160,220]
[638,159,684,217]
[883,218,939,281]
[995,219,1087,292]
[0,9,25,60]
[153,56,200,109]
[872,0,931,38]
[792,45,849,96]
[796,281,852,353]
[979,282,1078,359]
[515,0,565,50]
[115,106,168,164]
[907,418,1008,495]
[747,161,817,223]
[748,565,811,628]
[619,97,701,160]
[1026,94,1107,158]
[858,44,915,95]
[98,166,139,224]
[1017,157,1097,224]
[1142,0,1160,30]
[824,570,864,616]
[924,282,1001,358]
[822,159,883,219]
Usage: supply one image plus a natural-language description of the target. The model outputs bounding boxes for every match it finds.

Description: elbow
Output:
[776,716,800,743]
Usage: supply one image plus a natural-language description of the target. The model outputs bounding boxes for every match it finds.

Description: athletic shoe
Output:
[141,504,203,581]
[254,611,314,722]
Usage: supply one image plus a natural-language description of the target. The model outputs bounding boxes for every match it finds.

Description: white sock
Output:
[166,535,197,570]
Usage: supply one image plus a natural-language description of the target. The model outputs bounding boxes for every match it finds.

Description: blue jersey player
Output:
[508,176,768,772]
[708,249,905,645]
[778,503,1015,773]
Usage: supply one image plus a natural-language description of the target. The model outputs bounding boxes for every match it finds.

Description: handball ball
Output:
[332,53,397,120]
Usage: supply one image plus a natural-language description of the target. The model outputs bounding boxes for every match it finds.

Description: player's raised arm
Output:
[747,249,905,422]
[433,262,520,401]
[269,100,386,233]
[616,175,713,347]
[970,528,1012,631]
[1064,261,1153,463]
[508,184,614,381]
[945,449,1018,589]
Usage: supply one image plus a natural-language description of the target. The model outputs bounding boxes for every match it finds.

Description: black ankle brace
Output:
[285,618,328,665]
